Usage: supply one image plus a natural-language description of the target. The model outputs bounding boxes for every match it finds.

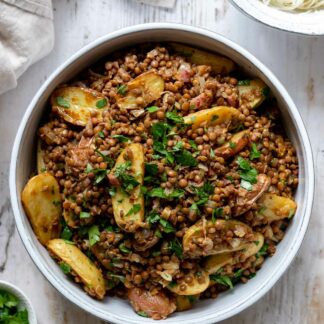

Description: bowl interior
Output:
[231,0,324,35]
[10,25,313,323]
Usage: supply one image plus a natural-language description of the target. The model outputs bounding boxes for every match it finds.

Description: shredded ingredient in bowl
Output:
[262,0,324,11]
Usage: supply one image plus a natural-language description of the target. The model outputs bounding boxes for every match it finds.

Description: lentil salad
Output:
[21,43,298,320]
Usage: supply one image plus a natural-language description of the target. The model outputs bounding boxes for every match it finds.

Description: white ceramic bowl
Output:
[0,280,37,323]
[230,0,324,35]
[9,23,314,323]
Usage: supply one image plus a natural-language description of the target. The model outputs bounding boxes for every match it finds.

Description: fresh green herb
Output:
[137,311,148,317]
[61,225,73,241]
[80,211,91,219]
[154,229,163,238]
[226,175,234,182]
[168,281,177,288]
[210,148,215,157]
[159,218,175,233]
[85,163,93,173]
[256,243,269,258]
[113,161,140,193]
[250,143,261,160]
[112,134,130,143]
[212,207,223,223]
[0,290,28,324]
[146,106,159,113]
[166,111,184,124]
[56,96,70,108]
[233,268,244,280]
[117,84,128,95]
[119,243,131,254]
[95,149,114,166]
[174,150,197,167]
[288,208,295,219]
[140,185,148,194]
[88,225,100,246]
[169,238,183,259]
[147,188,185,199]
[190,182,214,213]
[96,98,107,108]
[248,273,256,279]
[189,140,198,150]
[209,274,233,289]
[254,240,260,246]
[125,204,141,217]
[59,262,71,274]
[63,240,75,245]
[145,163,159,177]
[146,211,161,225]
[257,206,267,215]
[238,80,250,86]
[108,187,117,197]
[152,251,161,257]
[236,156,258,191]
[98,131,105,138]
[187,295,198,303]
[106,225,120,233]
[229,141,236,149]
[52,200,61,207]
[107,272,126,283]
[211,114,219,122]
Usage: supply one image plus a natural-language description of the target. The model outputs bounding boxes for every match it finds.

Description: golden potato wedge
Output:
[37,139,46,173]
[183,106,241,130]
[204,232,264,276]
[51,87,107,126]
[47,239,106,299]
[214,130,250,159]
[175,295,199,311]
[116,71,164,110]
[168,269,210,296]
[111,143,144,232]
[233,174,271,216]
[21,173,61,245]
[238,79,268,109]
[183,219,254,258]
[170,43,235,74]
[256,193,297,223]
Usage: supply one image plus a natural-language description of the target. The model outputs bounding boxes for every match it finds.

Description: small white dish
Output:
[230,0,324,35]
[0,280,37,324]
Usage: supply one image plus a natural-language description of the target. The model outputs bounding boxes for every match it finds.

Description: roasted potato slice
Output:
[47,239,106,299]
[51,87,107,126]
[238,78,268,109]
[233,174,271,216]
[116,71,164,110]
[37,139,46,173]
[170,43,235,74]
[183,219,254,258]
[214,130,250,159]
[175,295,199,311]
[256,193,297,223]
[183,106,241,130]
[21,173,61,245]
[111,143,144,232]
[168,269,210,296]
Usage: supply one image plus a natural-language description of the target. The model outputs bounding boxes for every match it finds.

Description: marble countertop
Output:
[0,0,323,323]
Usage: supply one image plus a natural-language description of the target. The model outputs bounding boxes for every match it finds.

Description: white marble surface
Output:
[0,0,323,323]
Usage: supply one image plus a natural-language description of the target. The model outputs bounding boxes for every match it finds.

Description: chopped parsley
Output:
[112,134,130,143]
[137,311,148,317]
[147,188,185,199]
[256,243,269,258]
[52,200,61,207]
[212,207,223,223]
[190,182,214,212]
[125,204,141,217]
[238,80,250,86]
[189,140,198,150]
[174,149,197,167]
[169,238,183,259]
[146,211,175,233]
[119,243,131,254]
[98,131,105,138]
[117,84,128,95]
[236,156,258,191]
[61,225,73,241]
[146,106,159,113]
[229,141,236,149]
[56,96,70,108]
[250,143,261,160]
[113,161,140,193]
[0,290,28,324]
[262,86,270,98]
[166,111,184,124]
[59,262,71,274]
[209,274,233,289]
[80,211,91,219]
[88,225,100,246]
[96,98,108,108]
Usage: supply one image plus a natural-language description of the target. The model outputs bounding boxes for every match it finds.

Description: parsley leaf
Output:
[174,149,197,167]
[88,225,100,246]
[250,143,261,160]
[96,98,107,108]
[137,311,148,317]
[112,134,131,143]
[125,204,141,217]
[59,262,71,274]
[145,163,159,176]
[119,243,131,254]
[169,238,183,258]
[256,243,269,258]
[147,188,185,199]
[212,207,223,223]
[238,80,250,86]
[236,156,258,191]
[117,84,128,95]
[209,274,233,289]
[80,211,91,219]
[146,106,159,113]
[166,111,184,124]
[159,218,175,233]
[56,96,70,108]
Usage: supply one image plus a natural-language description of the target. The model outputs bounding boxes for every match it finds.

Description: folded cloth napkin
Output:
[0,0,54,95]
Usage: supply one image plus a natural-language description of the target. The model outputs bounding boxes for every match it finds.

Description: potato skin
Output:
[238,78,267,108]
[47,239,106,299]
[21,173,61,245]
[183,106,241,130]
[51,86,106,126]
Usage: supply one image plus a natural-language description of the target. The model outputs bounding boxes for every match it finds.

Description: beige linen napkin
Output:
[0,0,54,95]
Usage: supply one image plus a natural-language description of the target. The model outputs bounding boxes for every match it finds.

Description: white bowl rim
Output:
[230,0,324,36]
[9,23,315,323]
[0,280,37,323]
